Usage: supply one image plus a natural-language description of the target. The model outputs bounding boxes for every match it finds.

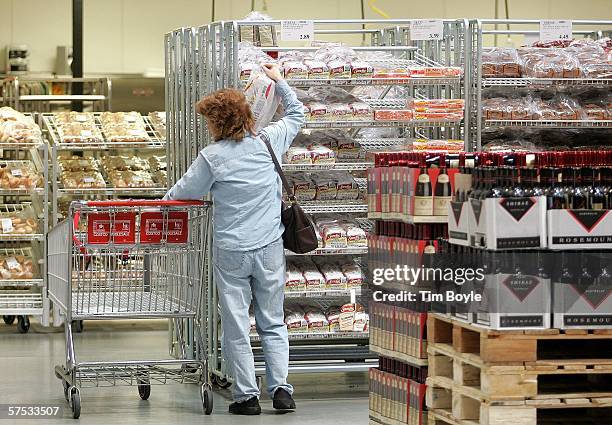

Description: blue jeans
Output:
[214,237,293,402]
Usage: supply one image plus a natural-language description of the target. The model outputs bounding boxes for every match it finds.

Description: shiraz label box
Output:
[547,209,612,250]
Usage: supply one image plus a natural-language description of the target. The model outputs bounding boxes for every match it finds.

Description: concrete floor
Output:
[0,320,369,425]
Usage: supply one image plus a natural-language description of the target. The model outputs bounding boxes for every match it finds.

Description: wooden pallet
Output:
[428,314,612,364]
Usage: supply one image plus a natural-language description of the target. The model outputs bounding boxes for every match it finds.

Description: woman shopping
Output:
[164,64,304,415]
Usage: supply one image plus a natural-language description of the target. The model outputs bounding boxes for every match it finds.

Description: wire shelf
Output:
[251,331,369,342]
[285,247,368,256]
[42,114,166,150]
[282,162,373,171]
[57,187,167,196]
[300,202,367,214]
[369,213,448,224]
[485,119,612,128]
[284,76,462,87]
[0,292,43,314]
[284,287,363,299]
[304,119,461,129]
[482,77,612,87]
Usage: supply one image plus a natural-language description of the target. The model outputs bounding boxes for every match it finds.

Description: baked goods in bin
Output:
[59,156,98,172]
[0,161,42,189]
[533,96,584,120]
[151,170,167,187]
[54,112,102,143]
[107,170,156,188]
[147,112,166,138]
[101,156,150,172]
[0,253,36,280]
[519,48,581,78]
[481,48,522,77]
[61,171,106,189]
[0,206,38,235]
[0,107,43,144]
[147,155,167,172]
[99,112,150,143]
[482,97,538,120]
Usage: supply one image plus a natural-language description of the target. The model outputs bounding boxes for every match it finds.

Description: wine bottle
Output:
[570,168,587,210]
[433,154,451,216]
[592,167,606,211]
[414,157,433,216]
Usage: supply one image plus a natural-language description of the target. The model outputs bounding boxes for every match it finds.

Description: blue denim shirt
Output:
[164,80,304,251]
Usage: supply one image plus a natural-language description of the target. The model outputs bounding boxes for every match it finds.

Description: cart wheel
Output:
[3,315,15,325]
[63,381,70,402]
[70,388,81,419]
[73,320,83,333]
[17,316,30,334]
[200,384,213,415]
[138,384,151,400]
[211,375,231,389]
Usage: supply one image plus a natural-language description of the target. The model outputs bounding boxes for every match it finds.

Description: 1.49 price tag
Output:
[410,20,444,41]
[281,20,314,42]
[539,20,572,42]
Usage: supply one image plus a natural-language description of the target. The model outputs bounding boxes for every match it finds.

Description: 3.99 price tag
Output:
[281,20,314,42]
[410,20,444,41]
[539,20,572,42]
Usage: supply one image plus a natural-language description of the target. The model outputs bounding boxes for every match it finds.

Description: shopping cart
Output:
[47,200,213,419]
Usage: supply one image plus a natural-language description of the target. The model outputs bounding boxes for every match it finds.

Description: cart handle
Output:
[80,200,209,207]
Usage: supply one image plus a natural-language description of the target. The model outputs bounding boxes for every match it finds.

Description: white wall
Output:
[0,0,611,74]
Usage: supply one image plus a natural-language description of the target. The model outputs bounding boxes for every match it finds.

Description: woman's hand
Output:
[262,63,283,82]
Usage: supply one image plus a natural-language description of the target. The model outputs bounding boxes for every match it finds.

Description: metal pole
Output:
[71,0,83,112]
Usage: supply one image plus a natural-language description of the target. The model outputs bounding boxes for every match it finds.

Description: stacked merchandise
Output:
[0,107,47,332]
[285,258,365,293]
[42,112,167,227]
[369,359,427,425]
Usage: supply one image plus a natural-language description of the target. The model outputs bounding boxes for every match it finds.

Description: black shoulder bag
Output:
[260,133,318,254]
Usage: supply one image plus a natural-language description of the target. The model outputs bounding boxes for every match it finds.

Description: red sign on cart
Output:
[87,212,136,244]
[140,211,189,244]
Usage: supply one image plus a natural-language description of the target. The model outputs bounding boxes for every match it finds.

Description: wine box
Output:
[553,282,612,329]
[547,209,612,250]
[448,201,470,247]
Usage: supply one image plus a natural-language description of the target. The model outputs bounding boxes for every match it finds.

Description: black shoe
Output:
[229,397,261,415]
[273,388,296,412]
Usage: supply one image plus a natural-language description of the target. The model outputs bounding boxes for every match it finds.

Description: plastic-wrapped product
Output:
[340,262,364,287]
[349,102,373,121]
[285,264,306,292]
[326,306,342,332]
[285,309,308,333]
[61,171,106,189]
[107,170,157,188]
[350,60,373,78]
[282,61,308,79]
[305,102,329,121]
[240,62,258,80]
[239,12,276,47]
[278,51,307,64]
[481,48,522,77]
[519,48,581,78]
[331,132,361,160]
[374,110,413,121]
[319,263,347,289]
[285,146,312,164]
[483,97,537,121]
[306,130,338,151]
[534,95,585,120]
[0,253,36,280]
[338,303,365,331]
[148,112,166,138]
[291,176,316,201]
[328,103,352,121]
[353,311,369,332]
[333,172,359,200]
[244,71,281,131]
[0,206,38,235]
[0,162,42,189]
[304,309,329,333]
[304,60,330,79]
[309,145,336,164]
[312,174,337,201]
[341,221,367,247]
[317,219,347,248]
[102,156,150,172]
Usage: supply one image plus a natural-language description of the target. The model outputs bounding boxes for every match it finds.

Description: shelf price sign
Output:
[539,20,572,42]
[410,20,444,41]
[281,20,314,42]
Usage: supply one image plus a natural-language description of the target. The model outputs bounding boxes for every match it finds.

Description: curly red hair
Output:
[196,89,255,141]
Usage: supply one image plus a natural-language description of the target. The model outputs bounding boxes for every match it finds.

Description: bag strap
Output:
[259,132,296,203]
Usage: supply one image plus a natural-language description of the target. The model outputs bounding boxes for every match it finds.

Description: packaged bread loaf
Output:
[309,146,336,164]
[102,156,150,172]
[342,221,367,247]
[329,103,353,122]
[107,170,156,188]
[311,175,337,201]
[285,263,306,292]
[305,60,330,79]
[148,155,167,171]
[297,261,325,290]
[0,114,43,144]
[0,161,42,189]
[304,309,329,333]
[285,147,312,164]
[0,253,36,280]
[59,156,98,172]
[284,309,308,333]
[54,112,102,144]
[519,48,581,78]
[318,261,347,289]
[340,262,364,287]
[333,172,359,200]
[152,170,168,187]
[290,175,316,201]
[326,306,342,332]
[481,48,522,77]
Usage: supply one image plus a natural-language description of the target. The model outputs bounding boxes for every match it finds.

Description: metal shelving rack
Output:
[165,18,468,383]
[0,118,50,331]
[467,19,612,150]
[1,77,111,113]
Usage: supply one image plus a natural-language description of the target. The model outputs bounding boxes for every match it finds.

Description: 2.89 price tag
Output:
[539,20,572,42]
[280,20,314,42]
[410,20,444,41]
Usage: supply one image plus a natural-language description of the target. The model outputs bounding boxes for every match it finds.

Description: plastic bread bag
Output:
[305,102,328,121]
[147,155,167,171]
[307,130,338,151]
[341,221,367,247]
[99,111,145,127]
[349,102,372,121]
[332,171,359,200]
[0,205,38,235]
[301,266,325,290]
[309,145,336,164]
[243,69,281,132]
[304,309,329,332]
[0,161,42,189]
[320,265,347,289]
[350,60,373,78]
[318,223,347,248]
[0,253,36,280]
[284,309,308,333]
[60,170,106,189]
[285,263,307,291]
[107,170,156,188]
[339,262,364,287]
[285,146,312,164]
[328,103,352,121]
[304,60,330,79]
[481,47,522,77]
[0,119,43,144]
[151,169,168,187]
[308,86,361,104]
[329,131,360,160]
[311,174,338,201]
[59,156,98,173]
[519,48,581,78]
[291,175,316,201]
[282,61,308,79]
[326,306,342,332]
